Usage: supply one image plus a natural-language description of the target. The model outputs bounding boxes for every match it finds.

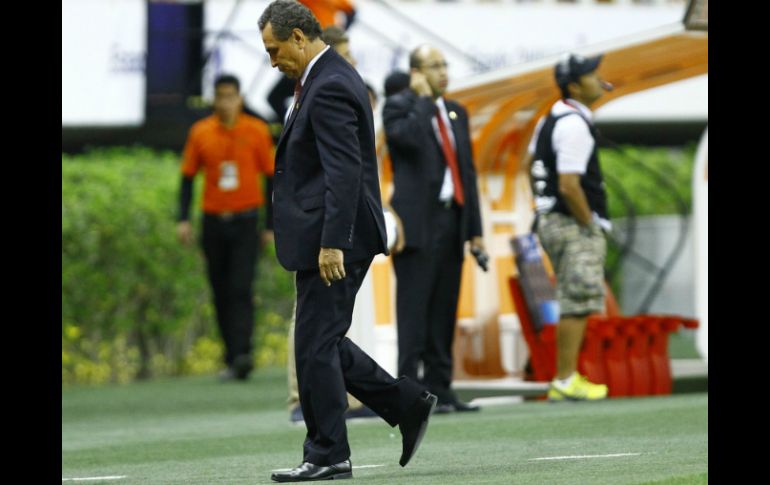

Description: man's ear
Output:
[292,28,305,46]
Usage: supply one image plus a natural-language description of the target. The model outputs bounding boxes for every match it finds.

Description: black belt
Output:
[204,208,259,221]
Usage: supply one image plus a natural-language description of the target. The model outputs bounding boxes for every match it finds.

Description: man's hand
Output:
[261,229,275,247]
[469,236,489,272]
[410,71,432,97]
[318,247,346,287]
[470,236,485,253]
[393,211,406,254]
[177,221,194,246]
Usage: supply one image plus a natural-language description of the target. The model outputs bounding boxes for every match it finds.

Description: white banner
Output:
[62,0,146,126]
[202,0,697,120]
[61,0,703,126]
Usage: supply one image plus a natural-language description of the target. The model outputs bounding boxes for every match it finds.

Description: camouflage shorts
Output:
[536,212,607,316]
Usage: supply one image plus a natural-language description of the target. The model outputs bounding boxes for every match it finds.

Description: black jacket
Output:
[272,49,387,271]
[383,89,483,255]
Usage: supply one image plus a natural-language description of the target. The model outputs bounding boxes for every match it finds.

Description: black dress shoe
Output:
[270,460,352,482]
[231,354,253,380]
[289,405,304,424]
[451,400,480,412]
[432,403,454,415]
[398,390,437,467]
[218,355,253,382]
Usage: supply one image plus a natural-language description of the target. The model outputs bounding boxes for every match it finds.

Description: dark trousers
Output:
[392,202,463,404]
[295,257,424,466]
[201,213,259,366]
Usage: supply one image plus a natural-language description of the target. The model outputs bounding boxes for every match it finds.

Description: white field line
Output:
[62,476,126,482]
[529,453,642,461]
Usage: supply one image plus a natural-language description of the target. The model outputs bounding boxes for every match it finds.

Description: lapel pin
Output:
[449,111,457,120]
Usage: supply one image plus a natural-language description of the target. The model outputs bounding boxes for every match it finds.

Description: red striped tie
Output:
[435,106,464,206]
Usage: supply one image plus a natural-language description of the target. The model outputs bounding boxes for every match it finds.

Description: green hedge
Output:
[62,144,697,385]
[600,143,696,219]
[62,147,293,385]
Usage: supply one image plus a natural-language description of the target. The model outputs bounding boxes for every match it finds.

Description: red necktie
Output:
[435,106,464,206]
[293,79,302,103]
[291,80,302,114]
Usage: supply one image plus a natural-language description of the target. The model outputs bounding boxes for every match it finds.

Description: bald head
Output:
[409,45,440,69]
[409,44,449,98]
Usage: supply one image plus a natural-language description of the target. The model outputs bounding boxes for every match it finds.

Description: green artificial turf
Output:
[63,367,707,484]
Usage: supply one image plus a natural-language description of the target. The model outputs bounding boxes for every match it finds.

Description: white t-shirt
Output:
[528,98,594,174]
[528,99,611,231]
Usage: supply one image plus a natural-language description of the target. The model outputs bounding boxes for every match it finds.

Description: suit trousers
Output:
[294,257,424,466]
[201,213,258,366]
[392,202,463,404]
[287,312,364,411]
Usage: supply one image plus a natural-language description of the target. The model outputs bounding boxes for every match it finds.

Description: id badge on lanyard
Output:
[218,161,239,191]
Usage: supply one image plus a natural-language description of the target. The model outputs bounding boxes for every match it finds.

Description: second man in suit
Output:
[383,45,486,414]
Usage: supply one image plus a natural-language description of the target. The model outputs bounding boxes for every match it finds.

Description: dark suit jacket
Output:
[272,48,388,271]
[383,90,483,255]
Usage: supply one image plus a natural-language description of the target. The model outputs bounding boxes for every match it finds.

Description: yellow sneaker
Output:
[548,373,608,401]
[547,386,566,401]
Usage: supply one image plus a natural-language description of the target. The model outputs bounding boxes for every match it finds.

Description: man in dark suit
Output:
[258,1,437,481]
[383,45,487,414]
